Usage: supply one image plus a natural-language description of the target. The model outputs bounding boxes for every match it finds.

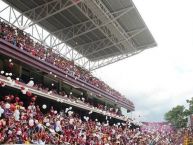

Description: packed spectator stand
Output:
[0,19,133,109]
[0,90,190,144]
[0,73,128,122]
[0,13,191,145]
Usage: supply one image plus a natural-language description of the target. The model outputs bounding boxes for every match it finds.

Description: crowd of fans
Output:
[0,64,190,144]
[0,19,192,145]
[141,122,173,133]
[0,92,189,145]
[183,128,193,145]
[0,19,133,106]
[0,69,124,120]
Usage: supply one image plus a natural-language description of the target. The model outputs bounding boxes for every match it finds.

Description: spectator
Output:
[0,20,132,106]
[0,92,188,144]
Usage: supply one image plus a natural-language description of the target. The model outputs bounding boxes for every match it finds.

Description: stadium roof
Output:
[1,0,156,70]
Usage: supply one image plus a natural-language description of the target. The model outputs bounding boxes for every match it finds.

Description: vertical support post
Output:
[42,27,43,41]
[32,25,34,36]
[72,49,74,60]
[21,15,23,26]
[89,61,91,71]
[9,7,11,23]
[50,35,52,47]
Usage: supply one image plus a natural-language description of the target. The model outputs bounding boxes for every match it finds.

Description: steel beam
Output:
[78,42,156,70]
[74,27,145,50]
[42,6,131,41]
[70,0,134,53]
[92,0,136,50]
[75,27,147,60]
[12,0,83,27]
[0,5,9,14]
[89,43,156,70]
[88,47,141,62]
[0,0,156,71]
[50,6,134,48]
[89,52,141,71]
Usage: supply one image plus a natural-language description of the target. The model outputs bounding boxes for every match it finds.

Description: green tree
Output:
[164,105,187,128]
[186,97,193,115]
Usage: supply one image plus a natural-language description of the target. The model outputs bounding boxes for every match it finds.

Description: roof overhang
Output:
[2,0,156,70]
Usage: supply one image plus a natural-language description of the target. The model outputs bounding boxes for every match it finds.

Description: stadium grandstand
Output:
[0,0,157,114]
[1,0,190,144]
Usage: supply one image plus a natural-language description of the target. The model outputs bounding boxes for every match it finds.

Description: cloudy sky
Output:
[94,0,193,122]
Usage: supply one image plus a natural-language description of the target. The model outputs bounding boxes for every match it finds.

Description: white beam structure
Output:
[0,0,156,71]
[11,0,84,27]
[71,0,135,54]
[86,43,156,71]
[92,0,136,51]
[74,27,147,60]
[50,5,134,48]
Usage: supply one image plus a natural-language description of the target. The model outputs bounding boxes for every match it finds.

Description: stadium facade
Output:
[0,0,156,122]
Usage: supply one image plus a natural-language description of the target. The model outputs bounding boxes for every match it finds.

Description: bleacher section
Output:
[0,19,134,111]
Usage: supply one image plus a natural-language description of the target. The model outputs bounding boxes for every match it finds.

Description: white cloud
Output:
[94,0,193,121]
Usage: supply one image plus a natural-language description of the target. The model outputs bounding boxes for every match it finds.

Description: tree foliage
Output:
[164,105,186,128]
[164,97,193,128]
[186,97,193,115]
